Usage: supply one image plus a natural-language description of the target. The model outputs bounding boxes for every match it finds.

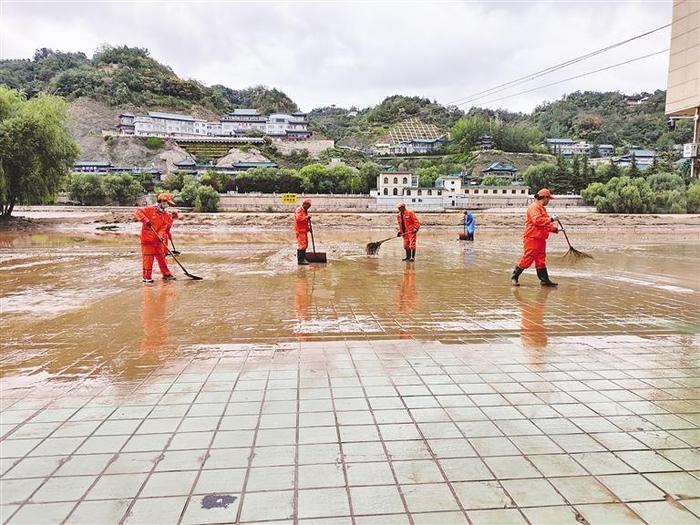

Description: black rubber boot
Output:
[297,250,309,265]
[537,267,558,287]
[402,249,411,261]
[511,266,524,286]
[409,249,416,262]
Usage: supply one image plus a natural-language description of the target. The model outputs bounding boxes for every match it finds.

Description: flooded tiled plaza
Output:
[1,229,699,524]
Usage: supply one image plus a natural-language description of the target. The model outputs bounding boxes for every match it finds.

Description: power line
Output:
[445,23,671,107]
[467,49,668,108]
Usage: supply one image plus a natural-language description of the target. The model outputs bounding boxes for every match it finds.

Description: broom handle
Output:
[380,232,404,244]
[309,217,316,253]
[556,219,574,249]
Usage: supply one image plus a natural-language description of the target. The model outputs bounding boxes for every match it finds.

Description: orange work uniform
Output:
[294,206,310,250]
[397,209,420,250]
[134,205,173,279]
[517,201,558,270]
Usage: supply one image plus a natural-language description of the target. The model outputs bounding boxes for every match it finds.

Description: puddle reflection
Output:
[141,282,178,360]
[513,286,554,349]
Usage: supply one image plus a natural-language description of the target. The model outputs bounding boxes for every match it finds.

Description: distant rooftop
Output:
[74,161,112,167]
[482,161,518,173]
[230,109,262,116]
[148,111,195,122]
[545,138,576,144]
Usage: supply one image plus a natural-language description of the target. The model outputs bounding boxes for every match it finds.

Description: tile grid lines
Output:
[232,366,272,524]
[345,343,418,525]
[1,357,175,524]
[362,345,476,523]
[398,346,655,524]
[2,340,696,520]
[174,349,249,525]
[324,349,358,525]
[292,344,301,525]
[62,353,210,524]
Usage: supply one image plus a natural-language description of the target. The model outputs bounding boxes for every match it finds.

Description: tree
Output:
[626,153,641,178]
[570,155,583,193]
[522,163,556,192]
[550,155,572,194]
[68,174,107,205]
[480,176,511,186]
[415,166,441,187]
[356,162,382,193]
[102,173,144,205]
[299,164,329,193]
[194,185,219,212]
[586,176,655,213]
[687,182,700,213]
[0,87,79,217]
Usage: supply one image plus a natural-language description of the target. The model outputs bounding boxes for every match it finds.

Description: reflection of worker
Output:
[396,202,420,262]
[513,287,553,349]
[397,266,419,312]
[294,198,312,266]
[134,193,176,283]
[294,270,312,320]
[510,188,560,287]
[141,282,178,356]
[463,211,476,241]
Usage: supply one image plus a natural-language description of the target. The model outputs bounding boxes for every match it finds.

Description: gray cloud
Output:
[0,0,671,112]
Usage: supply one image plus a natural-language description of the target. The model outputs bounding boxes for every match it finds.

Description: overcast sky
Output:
[0,0,672,113]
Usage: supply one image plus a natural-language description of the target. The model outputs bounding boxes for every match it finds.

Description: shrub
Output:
[480,176,511,186]
[68,174,106,205]
[194,185,219,212]
[687,182,700,213]
[144,136,164,150]
[102,173,144,205]
[581,182,605,205]
[587,176,655,213]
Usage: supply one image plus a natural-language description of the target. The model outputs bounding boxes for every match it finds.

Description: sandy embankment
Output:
[3,206,700,242]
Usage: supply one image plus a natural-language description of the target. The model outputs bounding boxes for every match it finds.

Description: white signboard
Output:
[683,143,698,158]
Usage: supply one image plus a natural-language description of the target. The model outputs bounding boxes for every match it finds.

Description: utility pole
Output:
[693,108,700,179]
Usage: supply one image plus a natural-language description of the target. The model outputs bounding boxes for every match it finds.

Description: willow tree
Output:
[0,87,79,218]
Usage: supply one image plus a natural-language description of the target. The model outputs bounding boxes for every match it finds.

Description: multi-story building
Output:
[481,162,519,181]
[72,161,161,179]
[545,138,592,157]
[598,144,615,157]
[615,148,658,168]
[371,170,529,210]
[373,118,447,156]
[119,109,312,141]
[475,135,494,150]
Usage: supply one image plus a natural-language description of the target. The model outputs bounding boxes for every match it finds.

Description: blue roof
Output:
[482,162,518,173]
[232,162,278,168]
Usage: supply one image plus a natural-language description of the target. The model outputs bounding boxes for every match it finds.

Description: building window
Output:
[438,191,442,196]
[383,188,388,195]
[393,177,398,184]
[383,177,388,184]
[418,189,422,196]
[474,189,479,194]
[484,189,488,194]
[521,189,526,194]
[428,189,432,195]
[403,177,408,184]
[393,188,398,196]
[502,189,507,194]
[511,189,516,194]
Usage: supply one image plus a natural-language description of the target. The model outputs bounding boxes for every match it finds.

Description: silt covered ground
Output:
[1,223,699,524]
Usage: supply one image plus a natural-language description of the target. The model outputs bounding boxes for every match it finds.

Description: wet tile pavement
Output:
[1,336,699,524]
[1,234,699,523]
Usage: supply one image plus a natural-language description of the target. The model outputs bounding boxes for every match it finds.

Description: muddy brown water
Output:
[1,229,699,393]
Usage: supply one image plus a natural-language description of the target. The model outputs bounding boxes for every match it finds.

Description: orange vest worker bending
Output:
[396,202,420,262]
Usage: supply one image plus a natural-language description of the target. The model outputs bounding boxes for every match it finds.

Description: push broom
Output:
[557,219,592,260]
[366,233,403,255]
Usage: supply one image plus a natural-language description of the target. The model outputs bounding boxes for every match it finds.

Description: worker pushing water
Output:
[134,193,177,283]
[396,202,420,262]
[510,188,561,287]
[294,198,312,265]
[463,210,476,241]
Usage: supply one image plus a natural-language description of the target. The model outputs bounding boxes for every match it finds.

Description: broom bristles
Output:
[562,247,593,260]
[366,242,382,255]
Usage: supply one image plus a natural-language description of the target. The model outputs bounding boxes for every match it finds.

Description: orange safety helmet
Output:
[535,188,554,199]
[157,192,176,206]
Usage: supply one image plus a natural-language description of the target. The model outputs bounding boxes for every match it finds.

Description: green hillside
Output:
[1,45,691,154]
[0,46,298,114]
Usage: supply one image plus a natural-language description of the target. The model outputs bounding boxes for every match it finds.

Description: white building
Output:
[372,170,529,210]
[127,112,210,138]
[120,109,312,140]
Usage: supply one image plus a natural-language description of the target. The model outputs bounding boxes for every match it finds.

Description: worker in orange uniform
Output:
[510,188,561,287]
[294,198,312,265]
[134,193,177,283]
[396,202,420,261]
